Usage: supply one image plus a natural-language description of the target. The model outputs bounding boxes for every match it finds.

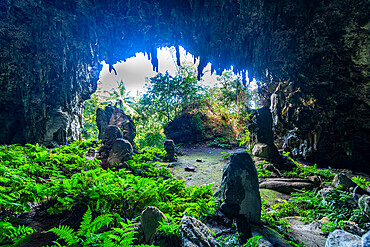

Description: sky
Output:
[98,46,257,98]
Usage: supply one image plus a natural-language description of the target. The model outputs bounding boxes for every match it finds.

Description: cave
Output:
[0,0,368,172]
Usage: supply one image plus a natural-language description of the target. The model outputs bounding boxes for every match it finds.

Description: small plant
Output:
[352,176,370,190]
[221,152,231,160]
[0,222,34,246]
[47,207,138,247]
[156,217,180,237]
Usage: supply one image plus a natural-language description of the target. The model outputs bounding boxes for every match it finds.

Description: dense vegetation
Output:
[0,141,217,246]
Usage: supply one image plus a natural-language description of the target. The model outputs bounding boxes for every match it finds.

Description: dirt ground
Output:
[170,143,245,190]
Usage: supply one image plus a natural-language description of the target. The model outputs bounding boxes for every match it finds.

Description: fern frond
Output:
[89,214,113,234]
[77,206,92,236]
[48,225,77,246]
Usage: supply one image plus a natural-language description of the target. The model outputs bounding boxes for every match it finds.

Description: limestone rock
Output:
[259,178,317,194]
[218,151,261,224]
[263,163,281,177]
[179,215,219,247]
[107,138,133,165]
[359,195,370,220]
[96,106,137,151]
[164,139,175,162]
[341,221,366,236]
[285,217,327,247]
[325,230,361,247]
[252,143,279,160]
[141,206,167,244]
[362,231,370,247]
[332,174,368,195]
[102,125,123,146]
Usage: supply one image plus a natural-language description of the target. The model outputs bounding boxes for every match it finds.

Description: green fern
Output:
[47,225,77,246]
[0,222,34,246]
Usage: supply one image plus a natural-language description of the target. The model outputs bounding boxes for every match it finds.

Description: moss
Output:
[260,189,288,206]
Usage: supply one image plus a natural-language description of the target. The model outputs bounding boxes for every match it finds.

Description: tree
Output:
[98,80,136,115]
[138,68,202,124]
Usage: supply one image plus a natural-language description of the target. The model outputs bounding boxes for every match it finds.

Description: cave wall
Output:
[0,0,368,171]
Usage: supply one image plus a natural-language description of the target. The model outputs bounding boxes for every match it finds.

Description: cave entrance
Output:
[82,45,260,142]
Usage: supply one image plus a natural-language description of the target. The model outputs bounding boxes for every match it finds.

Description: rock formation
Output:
[96,106,137,150]
[179,215,220,247]
[0,0,368,172]
[164,139,175,162]
[218,151,261,243]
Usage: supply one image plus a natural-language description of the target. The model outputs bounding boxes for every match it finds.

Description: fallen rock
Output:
[185,166,196,172]
[341,221,366,236]
[179,215,219,247]
[263,163,281,177]
[259,178,317,194]
[251,225,294,247]
[107,138,133,165]
[332,174,368,195]
[325,229,361,247]
[141,206,167,244]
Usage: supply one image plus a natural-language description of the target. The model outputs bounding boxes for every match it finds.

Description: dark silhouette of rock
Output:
[217,151,261,243]
[179,215,220,247]
[164,139,175,162]
[184,166,196,172]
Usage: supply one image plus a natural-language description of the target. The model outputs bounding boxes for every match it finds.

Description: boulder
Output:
[325,230,361,247]
[102,125,123,147]
[341,221,366,236]
[362,231,370,247]
[263,163,281,177]
[96,106,137,151]
[107,138,133,165]
[252,143,279,160]
[96,125,123,159]
[179,215,219,247]
[218,151,261,233]
[141,206,167,244]
[164,139,175,162]
[259,178,317,194]
[359,195,370,221]
[332,174,368,195]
